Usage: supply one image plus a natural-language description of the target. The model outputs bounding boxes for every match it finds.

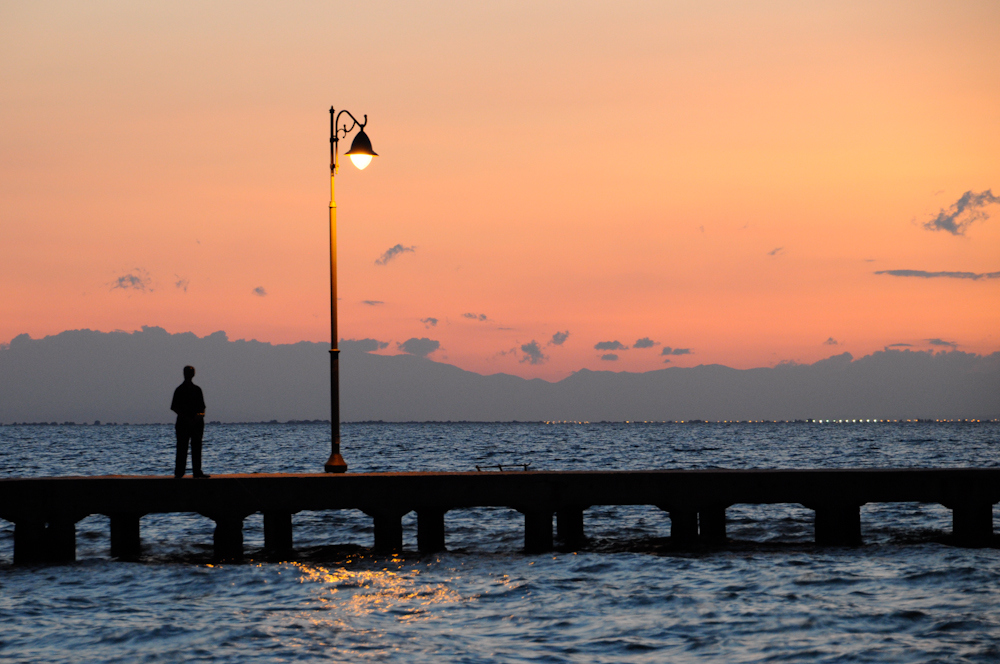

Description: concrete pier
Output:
[263,511,294,554]
[367,510,406,552]
[109,513,143,558]
[699,506,728,544]
[812,504,862,546]
[521,510,553,553]
[13,518,78,564]
[417,509,447,552]
[951,501,994,547]
[0,468,996,563]
[556,508,586,548]
[208,513,246,560]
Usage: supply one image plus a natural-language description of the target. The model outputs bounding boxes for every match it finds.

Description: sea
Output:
[1,421,998,663]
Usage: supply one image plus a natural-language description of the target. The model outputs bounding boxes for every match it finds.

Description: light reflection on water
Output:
[292,558,465,621]
[0,422,998,662]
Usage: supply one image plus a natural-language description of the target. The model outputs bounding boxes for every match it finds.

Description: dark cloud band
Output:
[397,337,439,357]
[340,338,389,353]
[661,347,692,356]
[549,331,569,346]
[923,189,999,235]
[375,244,416,265]
[875,270,1000,280]
[111,269,152,293]
[520,341,547,365]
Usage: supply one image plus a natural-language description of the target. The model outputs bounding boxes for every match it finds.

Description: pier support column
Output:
[522,510,553,553]
[669,509,698,545]
[13,517,79,564]
[109,513,143,559]
[211,514,245,560]
[556,508,586,548]
[699,506,727,544]
[13,520,46,564]
[813,504,861,546]
[370,512,404,552]
[47,518,76,562]
[417,509,446,553]
[952,502,993,547]
[263,511,294,554]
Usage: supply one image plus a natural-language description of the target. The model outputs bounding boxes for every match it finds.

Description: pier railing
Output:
[1,469,997,563]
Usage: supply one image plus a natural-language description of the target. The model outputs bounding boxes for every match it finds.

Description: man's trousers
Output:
[174,416,205,477]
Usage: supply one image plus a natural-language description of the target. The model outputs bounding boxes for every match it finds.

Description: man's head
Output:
[183,365,196,380]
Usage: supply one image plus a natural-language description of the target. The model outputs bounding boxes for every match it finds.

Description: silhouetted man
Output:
[171,365,209,478]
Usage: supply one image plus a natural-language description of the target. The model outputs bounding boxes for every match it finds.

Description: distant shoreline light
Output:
[536,419,994,425]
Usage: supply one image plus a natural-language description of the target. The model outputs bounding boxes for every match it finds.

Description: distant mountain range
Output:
[1,327,998,423]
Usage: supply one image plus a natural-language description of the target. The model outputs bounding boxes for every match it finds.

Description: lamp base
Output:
[324,452,348,473]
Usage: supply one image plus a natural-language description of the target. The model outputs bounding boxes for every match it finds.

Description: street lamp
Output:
[325,106,378,473]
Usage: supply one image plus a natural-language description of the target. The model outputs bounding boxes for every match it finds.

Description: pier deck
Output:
[1,468,997,563]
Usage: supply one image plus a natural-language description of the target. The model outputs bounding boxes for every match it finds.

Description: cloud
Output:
[549,331,570,346]
[463,313,489,322]
[662,358,671,363]
[927,338,957,348]
[420,317,438,328]
[362,300,384,306]
[340,338,389,353]
[175,276,189,293]
[923,189,999,235]
[633,337,657,349]
[875,269,1000,280]
[374,244,416,265]
[595,340,627,351]
[661,347,692,356]
[887,343,913,347]
[600,353,619,361]
[768,247,784,256]
[111,269,152,293]
[397,337,440,357]
[519,340,547,365]
[252,286,267,297]
[823,337,838,345]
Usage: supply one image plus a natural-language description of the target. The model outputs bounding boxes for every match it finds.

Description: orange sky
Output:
[2,1,998,380]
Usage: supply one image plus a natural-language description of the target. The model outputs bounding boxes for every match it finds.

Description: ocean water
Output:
[1,422,999,663]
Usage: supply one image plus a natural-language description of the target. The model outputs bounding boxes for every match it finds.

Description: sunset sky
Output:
[3,1,998,380]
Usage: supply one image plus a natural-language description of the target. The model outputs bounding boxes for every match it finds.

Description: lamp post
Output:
[325,106,378,473]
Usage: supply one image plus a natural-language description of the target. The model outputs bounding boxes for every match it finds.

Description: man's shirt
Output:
[171,381,206,418]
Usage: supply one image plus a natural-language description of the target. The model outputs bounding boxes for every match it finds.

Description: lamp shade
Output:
[345,129,377,170]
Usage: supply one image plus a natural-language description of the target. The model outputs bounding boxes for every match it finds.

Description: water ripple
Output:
[1,423,999,662]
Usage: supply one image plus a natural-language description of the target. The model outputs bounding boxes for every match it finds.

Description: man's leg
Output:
[191,418,205,476]
[174,423,189,477]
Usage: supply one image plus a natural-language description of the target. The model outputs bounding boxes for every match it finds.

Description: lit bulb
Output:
[350,154,373,170]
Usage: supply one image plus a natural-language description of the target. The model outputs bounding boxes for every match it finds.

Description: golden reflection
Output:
[290,560,463,621]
